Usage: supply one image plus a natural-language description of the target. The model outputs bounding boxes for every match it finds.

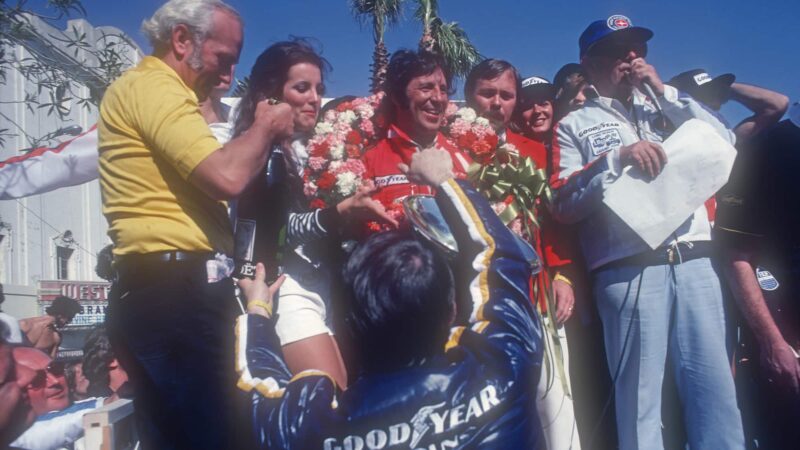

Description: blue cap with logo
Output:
[579,14,653,58]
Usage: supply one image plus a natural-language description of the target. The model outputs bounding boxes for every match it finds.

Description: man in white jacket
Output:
[550,14,744,450]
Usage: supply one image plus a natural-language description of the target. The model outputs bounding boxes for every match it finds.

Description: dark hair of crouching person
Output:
[338,231,455,372]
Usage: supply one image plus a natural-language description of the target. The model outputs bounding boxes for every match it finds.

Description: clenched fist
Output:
[254,100,294,141]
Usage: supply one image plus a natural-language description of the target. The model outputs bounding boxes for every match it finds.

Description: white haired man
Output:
[98,1,293,448]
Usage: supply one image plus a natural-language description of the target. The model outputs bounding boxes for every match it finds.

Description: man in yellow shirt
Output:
[98,1,293,448]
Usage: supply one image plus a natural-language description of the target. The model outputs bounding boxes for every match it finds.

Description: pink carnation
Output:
[360,118,375,136]
[303,181,318,197]
[308,156,326,172]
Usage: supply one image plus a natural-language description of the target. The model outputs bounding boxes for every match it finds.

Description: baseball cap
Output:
[553,64,585,92]
[520,76,557,102]
[668,69,735,105]
[579,14,653,58]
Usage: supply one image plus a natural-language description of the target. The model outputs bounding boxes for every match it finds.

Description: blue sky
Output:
[45,0,800,123]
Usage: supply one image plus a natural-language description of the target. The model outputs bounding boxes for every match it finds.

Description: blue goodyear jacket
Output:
[234,179,544,450]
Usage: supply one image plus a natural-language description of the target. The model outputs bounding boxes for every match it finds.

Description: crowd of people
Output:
[1,0,798,449]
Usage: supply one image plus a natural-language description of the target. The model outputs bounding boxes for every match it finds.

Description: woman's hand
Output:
[238,263,285,318]
[336,180,399,228]
[553,279,575,325]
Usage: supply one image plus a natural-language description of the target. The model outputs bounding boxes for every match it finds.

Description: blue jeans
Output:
[593,257,744,450]
[106,259,240,450]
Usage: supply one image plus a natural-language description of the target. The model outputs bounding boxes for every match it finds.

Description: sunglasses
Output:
[589,41,648,60]
[27,361,66,390]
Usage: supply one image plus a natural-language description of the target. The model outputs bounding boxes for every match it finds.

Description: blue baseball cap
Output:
[579,15,653,58]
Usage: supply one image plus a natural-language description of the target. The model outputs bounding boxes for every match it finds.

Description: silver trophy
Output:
[402,195,542,275]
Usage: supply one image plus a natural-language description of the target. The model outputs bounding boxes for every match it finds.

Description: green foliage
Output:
[429,19,481,79]
[0,0,136,149]
[350,0,404,92]
[411,0,480,79]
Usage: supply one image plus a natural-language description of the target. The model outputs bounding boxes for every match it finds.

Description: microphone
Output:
[641,79,667,129]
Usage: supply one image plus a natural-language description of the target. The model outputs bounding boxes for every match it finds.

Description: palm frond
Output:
[412,0,438,24]
[350,0,404,42]
[431,20,481,79]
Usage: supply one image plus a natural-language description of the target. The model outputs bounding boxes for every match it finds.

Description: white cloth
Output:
[0,311,23,344]
[11,397,104,450]
[0,126,98,200]
[603,119,736,248]
[535,319,581,450]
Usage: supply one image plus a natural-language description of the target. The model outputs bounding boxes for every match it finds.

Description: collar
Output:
[790,101,800,128]
[139,55,197,102]
[387,124,447,163]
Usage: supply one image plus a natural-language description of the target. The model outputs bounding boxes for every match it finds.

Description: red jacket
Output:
[363,125,471,208]
[506,130,573,271]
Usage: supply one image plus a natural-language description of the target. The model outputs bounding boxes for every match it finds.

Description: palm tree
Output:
[350,0,404,93]
[414,0,480,79]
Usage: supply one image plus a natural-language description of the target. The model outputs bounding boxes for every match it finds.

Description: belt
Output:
[114,251,216,267]
[596,241,713,272]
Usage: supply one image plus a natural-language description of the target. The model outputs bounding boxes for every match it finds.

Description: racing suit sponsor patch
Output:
[756,266,779,291]
[374,174,409,188]
[323,384,502,450]
[587,128,623,156]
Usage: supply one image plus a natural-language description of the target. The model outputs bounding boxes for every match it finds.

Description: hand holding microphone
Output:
[626,58,665,98]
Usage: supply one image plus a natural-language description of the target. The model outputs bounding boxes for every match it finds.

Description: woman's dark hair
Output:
[463,58,521,108]
[339,231,455,372]
[385,49,452,109]
[233,38,331,138]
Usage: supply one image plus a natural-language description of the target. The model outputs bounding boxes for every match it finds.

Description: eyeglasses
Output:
[27,361,66,390]
[589,41,648,60]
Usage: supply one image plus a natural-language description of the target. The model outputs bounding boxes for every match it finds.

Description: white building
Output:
[0,15,141,321]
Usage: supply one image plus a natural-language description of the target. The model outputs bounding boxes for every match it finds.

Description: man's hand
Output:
[253,100,294,141]
[336,180,399,228]
[626,58,665,97]
[237,263,285,318]
[619,141,668,179]
[553,279,575,325]
[398,148,454,187]
[761,339,800,395]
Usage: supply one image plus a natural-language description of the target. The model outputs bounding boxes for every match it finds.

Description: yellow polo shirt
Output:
[98,56,233,256]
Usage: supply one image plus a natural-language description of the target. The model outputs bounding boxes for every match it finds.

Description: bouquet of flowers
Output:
[302,92,386,210]
[441,106,550,239]
[441,106,499,164]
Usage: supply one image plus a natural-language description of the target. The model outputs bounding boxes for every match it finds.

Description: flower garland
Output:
[302,92,385,210]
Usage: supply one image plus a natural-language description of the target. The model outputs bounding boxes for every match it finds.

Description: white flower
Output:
[457,107,477,122]
[329,144,345,160]
[335,172,359,196]
[315,122,334,135]
[475,117,490,127]
[337,110,357,124]
[355,103,374,119]
[328,160,342,172]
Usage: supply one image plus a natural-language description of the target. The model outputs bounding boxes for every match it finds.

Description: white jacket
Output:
[550,84,734,270]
